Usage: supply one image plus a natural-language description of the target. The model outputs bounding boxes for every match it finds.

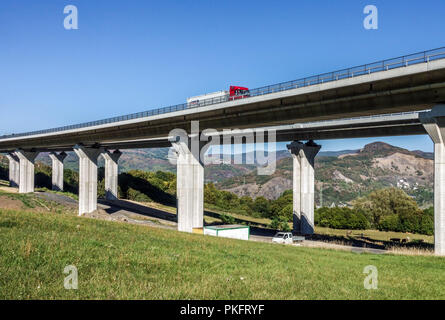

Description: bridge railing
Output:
[2,47,445,140]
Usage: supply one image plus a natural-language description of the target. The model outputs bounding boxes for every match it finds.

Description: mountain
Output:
[1,142,434,207]
[32,148,175,173]
[217,142,434,207]
[318,150,359,157]
[30,148,256,183]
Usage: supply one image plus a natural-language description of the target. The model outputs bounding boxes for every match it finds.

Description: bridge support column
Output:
[49,152,67,191]
[74,146,103,216]
[421,105,445,255]
[102,150,122,200]
[6,152,20,188]
[287,140,321,235]
[16,150,38,193]
[172,139,204,233]
[287,142,302,233]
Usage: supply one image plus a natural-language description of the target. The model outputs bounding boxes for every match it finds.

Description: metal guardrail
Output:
[1,47,445,140]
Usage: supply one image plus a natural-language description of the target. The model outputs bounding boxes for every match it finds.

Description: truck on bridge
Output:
[187,85,250,107]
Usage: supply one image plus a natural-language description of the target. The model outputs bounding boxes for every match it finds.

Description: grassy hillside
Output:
[219,142,434,207]
[0,207,444,299]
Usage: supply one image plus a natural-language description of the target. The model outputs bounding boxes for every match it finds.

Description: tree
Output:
[252,197,271,217]
[270,191,293,220]
[353,188,421,226]
[314,207,370,230]
[204,183,219,205]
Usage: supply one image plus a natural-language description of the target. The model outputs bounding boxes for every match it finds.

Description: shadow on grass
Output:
[99,199,177,222]
[118,173,176,207]
[307,233,434,251]
[97,199,278,236]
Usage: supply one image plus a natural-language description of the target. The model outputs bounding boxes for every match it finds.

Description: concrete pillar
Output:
[101,150,122,200]
[74,145,103,216]
[420,105,445,255]
[49,152,67,191]
[287,141,303,233]
[15,150,38,193]
[287,140,321,235]
[171,139,204,233]
[6,152,20,188]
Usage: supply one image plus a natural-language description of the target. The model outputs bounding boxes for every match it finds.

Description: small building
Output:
[199,225,250,241]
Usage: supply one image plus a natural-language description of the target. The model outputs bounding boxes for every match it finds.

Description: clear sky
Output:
[1,0,444,152]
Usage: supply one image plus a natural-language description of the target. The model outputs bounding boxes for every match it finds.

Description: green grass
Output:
[315,226,434,244]
[0,189,75,215]
[0,189,50,209]
[0,208,444,299]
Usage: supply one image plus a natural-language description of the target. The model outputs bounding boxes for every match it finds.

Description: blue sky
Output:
[0,0,443,152]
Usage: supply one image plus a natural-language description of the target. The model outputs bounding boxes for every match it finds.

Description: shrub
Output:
[378,215,401,232]
[353,188,420,226]
[118,171,175,206]
[0,155,7,180]
[127,188,152,202]
[270,191,292,220]
[418,211,434,235]
[315,207,370,230]
[252,197,271,218]
[269,217,291,231]
[220,214,235,224]
[277,203,293,222]
[378,208,434,235]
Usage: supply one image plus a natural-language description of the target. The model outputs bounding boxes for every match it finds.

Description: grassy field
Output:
[314,226,434,244]
[134,200,433,245]
[1,207,445,299]
[0,180,433,246]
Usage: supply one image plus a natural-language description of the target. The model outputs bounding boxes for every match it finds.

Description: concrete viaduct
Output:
[2,48,445,254]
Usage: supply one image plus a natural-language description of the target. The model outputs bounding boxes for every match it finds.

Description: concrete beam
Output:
[74,145,103,215]
[49,151,67,191]
[171,139,204,233]
[6,152,20,188]
[15,150,38,193]
[101,150,122,200]
[420,105,445,255]
[287,140,321,235]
